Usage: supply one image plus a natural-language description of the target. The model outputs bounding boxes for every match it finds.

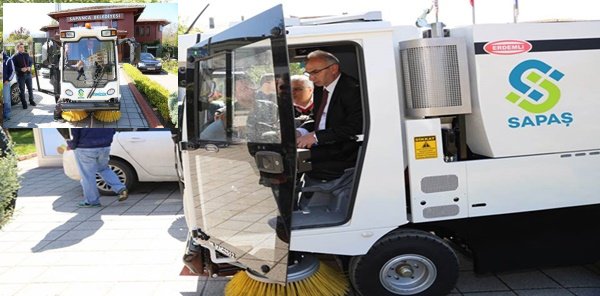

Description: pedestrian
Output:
[3,51,16,121]
[12,42,36,109]
[67,128,128,207]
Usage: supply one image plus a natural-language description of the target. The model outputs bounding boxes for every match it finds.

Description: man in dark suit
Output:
[12,42,36,108]
[296,50,363,181]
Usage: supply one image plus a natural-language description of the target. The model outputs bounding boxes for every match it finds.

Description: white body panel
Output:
[289,23,419,255]
[452,22,600,157]
[466,149,600,217]
[404,119,468,223]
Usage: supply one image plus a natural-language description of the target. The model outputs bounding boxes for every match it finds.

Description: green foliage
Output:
[290,62,305,76]
[161,59,178,75]
[123,63,171,122]
[7,27,31,44]
[9,129,36,157]
[178,16,202,35]
[0,133,20,229]
[168,92,179,127]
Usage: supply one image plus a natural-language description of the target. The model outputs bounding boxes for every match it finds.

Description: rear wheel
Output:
[10,83,20,106]
[96,158,137,196]
[349,229,458,296]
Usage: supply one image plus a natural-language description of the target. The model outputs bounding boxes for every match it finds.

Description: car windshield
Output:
[141,53,155,60]
[62,38,117,89]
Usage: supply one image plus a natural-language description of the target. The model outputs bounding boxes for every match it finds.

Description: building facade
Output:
[41,5,169,62]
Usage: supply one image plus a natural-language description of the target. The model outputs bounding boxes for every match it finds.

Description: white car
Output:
[64,129,178,195]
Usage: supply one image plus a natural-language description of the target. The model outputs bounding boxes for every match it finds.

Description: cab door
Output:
[180,5,295,284]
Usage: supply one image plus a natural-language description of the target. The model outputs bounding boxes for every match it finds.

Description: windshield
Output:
[141,53,155,60]
[197,40,281,144]
[62,38,117,89]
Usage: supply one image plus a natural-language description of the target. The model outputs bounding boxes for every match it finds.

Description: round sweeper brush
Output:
[225,254,349,296]
[61,110,89,122]
[94,110,122,122]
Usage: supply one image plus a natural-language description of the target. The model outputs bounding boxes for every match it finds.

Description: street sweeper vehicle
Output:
[56,24,129,123]
[177,5,600,296]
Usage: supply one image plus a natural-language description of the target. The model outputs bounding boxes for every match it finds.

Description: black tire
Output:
[10,83,21,106]
[96,158,137,196]
[349,229,459,296]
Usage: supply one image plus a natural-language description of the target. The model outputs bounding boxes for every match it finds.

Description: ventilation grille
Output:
[399,38,471,117]
[423,205,460,218]
[421,175,459,193]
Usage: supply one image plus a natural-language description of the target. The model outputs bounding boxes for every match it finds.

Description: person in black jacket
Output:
[67,128,128,207]
[3,51,16,121]
[296,50,363,181]
[12,42,36,109]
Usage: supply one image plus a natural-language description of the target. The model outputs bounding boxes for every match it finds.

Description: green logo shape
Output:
[506,59,564,114]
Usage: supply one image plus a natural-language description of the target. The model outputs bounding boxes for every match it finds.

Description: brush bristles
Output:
[62,110,89,122]
[225,261,349,296]
[94,111,122,122]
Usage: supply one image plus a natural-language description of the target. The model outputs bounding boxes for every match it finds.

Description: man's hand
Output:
[21,67,28,72]
[296,132,317,149]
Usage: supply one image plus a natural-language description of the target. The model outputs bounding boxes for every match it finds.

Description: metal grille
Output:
[421,175,459,193]
[403,46,462,108]
[423,205,460,218]
[399,37,471,117]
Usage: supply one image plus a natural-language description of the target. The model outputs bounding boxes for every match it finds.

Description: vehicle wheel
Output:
[11,83,21,106]
[96,158,137,196]
[349,229,458,296]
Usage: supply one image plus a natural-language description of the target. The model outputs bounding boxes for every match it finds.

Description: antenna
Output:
[185,3,210,35]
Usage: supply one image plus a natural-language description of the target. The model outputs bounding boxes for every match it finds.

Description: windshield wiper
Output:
[87,61,107,98]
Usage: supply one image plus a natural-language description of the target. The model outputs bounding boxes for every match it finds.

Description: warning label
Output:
[414,136,437,160]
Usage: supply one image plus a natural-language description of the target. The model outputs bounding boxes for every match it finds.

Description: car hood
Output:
[140,59,160,64]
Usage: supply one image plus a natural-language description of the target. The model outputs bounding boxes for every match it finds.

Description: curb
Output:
[18,153,37,161]
[120,68,164,128]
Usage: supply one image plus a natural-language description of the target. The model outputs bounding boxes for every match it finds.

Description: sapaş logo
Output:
[78,89,85,97]
[505,59,572,128]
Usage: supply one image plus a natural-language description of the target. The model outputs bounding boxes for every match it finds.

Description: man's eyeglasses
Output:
[304,63,335,76]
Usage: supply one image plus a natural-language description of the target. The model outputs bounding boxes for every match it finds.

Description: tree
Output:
[178,16,202,35]
[7,27,31,44]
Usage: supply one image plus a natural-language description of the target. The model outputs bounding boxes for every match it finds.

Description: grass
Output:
[9,129,36,156]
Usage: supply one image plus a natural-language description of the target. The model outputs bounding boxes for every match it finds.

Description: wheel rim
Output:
[96,164,126,192]
[11,86,21,105]
[379,254,437,295]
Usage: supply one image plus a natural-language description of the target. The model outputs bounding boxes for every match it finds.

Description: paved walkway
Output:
[0,158,219,296]
[2,67,148,128]
[1,159,600,295]
[144,70,177,95]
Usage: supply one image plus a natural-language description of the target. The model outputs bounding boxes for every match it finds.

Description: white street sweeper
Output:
[177,4,600,296]
[56,23,136,123]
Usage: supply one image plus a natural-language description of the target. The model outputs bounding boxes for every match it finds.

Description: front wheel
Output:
[10,83,21,106]
[349,229,459,296]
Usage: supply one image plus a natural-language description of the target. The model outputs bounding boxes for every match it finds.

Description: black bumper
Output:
[60,101,120,111]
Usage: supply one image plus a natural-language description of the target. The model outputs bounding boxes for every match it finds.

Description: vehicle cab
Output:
[58,24,120,111]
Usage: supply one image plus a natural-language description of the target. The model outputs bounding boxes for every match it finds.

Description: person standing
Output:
[3,51,16,121]
[12,42,36,109]
[67,128,129,207]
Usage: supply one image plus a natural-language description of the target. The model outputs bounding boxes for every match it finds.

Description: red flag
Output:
[470,0,474,6]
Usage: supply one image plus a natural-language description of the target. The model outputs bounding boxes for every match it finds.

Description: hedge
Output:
[122,63,170,122]
[0,130,20,229]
